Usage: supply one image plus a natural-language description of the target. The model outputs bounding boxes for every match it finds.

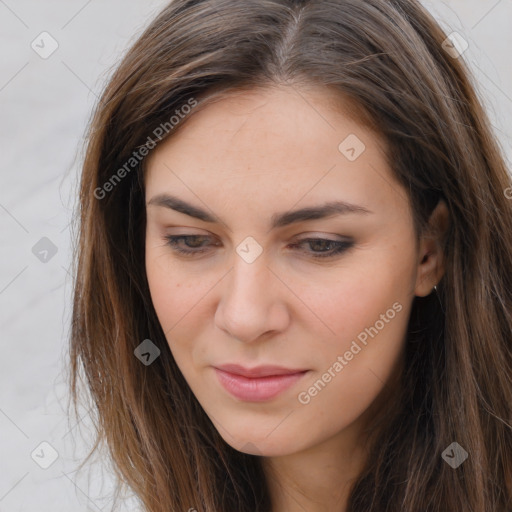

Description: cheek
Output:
[145,248,215,361]
[144,247,174,339]
[288,272,407,415]
[292,285,410,446]
[145,241,197,324]
[301,280,409,388]
[146,251,178,332]
[292,248,414,406]
[298,249,415,347]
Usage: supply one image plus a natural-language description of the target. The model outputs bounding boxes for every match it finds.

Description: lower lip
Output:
[213,368,308,402]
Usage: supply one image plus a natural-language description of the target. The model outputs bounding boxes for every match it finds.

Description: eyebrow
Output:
[147,193,373,230]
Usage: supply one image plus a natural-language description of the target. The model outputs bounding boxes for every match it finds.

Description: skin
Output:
[144,84,449,512]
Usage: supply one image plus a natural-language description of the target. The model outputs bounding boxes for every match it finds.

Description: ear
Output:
[414,199,450,297]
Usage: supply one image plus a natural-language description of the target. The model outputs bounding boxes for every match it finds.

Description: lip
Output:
[213,364,309,402]
[215,363,308,378]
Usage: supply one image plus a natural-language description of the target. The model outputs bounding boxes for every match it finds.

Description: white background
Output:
[0,1,511,510]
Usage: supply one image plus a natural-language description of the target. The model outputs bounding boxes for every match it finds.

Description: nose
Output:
[214,253,290,344]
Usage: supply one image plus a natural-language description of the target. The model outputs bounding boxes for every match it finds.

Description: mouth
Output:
[212,364,309,402]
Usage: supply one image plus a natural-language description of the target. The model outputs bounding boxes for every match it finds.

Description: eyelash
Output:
[163,235,353,259]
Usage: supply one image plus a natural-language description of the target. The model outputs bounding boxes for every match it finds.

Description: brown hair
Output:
[68,0,512,510]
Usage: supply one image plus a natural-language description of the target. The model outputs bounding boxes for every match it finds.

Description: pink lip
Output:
[213,364,309,402]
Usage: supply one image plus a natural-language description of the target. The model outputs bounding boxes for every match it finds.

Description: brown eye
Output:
[288,238,354,259]
[164,235,214,255]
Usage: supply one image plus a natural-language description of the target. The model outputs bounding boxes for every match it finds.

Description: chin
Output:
[214,423,302,457]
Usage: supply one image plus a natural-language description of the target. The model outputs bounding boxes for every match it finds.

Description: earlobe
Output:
[414,199,450,297]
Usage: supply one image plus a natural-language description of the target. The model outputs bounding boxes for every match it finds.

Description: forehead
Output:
[159,85,373,142]
[144,85,402,225]
[146,85,386,172]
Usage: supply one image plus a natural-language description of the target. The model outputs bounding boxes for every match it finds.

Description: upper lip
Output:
[213,364,308,378]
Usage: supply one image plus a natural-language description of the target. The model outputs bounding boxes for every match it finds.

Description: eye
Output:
[163,235,353,259]
[288,237,354,259]
[163,235,216,256]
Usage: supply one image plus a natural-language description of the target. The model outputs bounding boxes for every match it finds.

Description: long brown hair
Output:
[68,0,512,510]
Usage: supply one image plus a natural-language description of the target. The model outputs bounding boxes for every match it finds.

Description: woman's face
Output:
[144,85,438,456]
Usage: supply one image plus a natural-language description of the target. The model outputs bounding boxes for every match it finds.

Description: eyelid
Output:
[161,230,351,245]
[162,232,354,259]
